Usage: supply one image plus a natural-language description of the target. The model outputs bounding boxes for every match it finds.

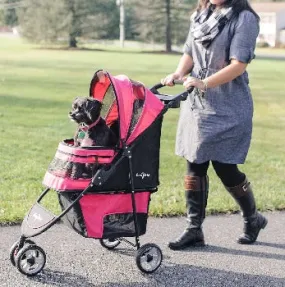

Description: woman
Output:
[161,0,267,250]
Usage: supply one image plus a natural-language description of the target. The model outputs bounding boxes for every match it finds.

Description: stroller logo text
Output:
[136,172,150,179]
[33,213,43,222]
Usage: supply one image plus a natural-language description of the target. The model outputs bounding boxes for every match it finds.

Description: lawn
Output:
[0,37,285,224]
[256,47,285,55]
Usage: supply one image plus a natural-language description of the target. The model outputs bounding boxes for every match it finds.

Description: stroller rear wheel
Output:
[9,239,36,267]
[136,243,163,274]
[99,238,121,250]
[15,244,46,276]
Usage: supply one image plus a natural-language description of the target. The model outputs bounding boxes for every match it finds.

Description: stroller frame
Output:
[9,71,192,277]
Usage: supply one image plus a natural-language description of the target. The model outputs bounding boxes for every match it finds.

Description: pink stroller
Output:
[9,70,191,276]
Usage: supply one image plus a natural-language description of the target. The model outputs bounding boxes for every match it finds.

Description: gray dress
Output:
[176,11,259,164]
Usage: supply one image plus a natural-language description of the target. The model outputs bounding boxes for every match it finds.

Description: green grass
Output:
[0,37,285,224]
[256,47,285,55]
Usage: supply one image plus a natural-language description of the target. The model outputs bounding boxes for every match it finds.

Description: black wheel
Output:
[15,244,46,276]
[136,243,163,274]
[99,238,121,250]
[9,239,35,267]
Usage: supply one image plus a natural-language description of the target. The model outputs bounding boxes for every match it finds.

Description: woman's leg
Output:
[168,161,210,250]
[212,161,267,244]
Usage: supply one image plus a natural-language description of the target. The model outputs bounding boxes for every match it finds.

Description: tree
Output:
[17,0,121,47]
[8,0,197,50]
[63,0,83,48]
[166,0,171,52]
[0,9,3,25]
[127,0,196,52]
[0,0,19,26]
[18,0,67,44]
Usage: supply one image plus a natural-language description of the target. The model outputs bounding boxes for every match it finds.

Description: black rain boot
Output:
[225,178,268,244]
[168,175,208,250]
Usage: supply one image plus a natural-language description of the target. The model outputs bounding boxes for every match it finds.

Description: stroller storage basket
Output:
[43,140,116,192]
[58,191,151,238]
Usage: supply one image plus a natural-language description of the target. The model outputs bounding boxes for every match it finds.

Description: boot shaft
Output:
[225,177,256,218]
[225,177,268,244]
[184,175,209,228]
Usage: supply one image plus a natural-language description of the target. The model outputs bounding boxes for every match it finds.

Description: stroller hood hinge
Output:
[122,143,132,158]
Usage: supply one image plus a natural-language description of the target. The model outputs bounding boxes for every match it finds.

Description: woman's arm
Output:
[161,53,194,86]
[175,53,194,78]
[204,59,247,88]
[183,59,247,91]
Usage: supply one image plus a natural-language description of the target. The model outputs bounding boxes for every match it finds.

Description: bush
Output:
[256,41,270,48]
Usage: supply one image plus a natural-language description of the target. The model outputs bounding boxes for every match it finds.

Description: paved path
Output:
[1,212,285,287]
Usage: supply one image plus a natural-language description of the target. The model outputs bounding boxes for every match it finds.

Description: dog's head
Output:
[69,97,102,125]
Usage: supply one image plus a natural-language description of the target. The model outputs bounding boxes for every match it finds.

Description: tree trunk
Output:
[117,0,125,48]
[165,0,172,52]
[68,0,77,48]
[69,35,77,48]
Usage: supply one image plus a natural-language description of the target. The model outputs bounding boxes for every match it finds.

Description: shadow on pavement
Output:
[30,268,97,287]
[29,262,285,287]
[187,244,285,261]
[112,247,171,260]
[150,264,285,287]
[255,241,285,250]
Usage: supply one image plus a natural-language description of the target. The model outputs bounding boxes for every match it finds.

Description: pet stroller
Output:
[9,70,192,276]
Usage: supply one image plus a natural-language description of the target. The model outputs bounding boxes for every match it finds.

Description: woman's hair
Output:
[197,0,260,20]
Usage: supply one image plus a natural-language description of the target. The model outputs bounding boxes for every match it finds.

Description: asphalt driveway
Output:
[0,212,285,287]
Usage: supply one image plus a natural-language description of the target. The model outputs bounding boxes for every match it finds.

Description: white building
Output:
[251,2,285,47]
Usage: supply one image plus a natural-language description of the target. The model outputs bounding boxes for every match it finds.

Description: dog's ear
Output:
[85,98,102,122]
[86,98,102,111]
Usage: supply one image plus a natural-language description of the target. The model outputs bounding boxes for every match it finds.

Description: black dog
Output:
[69,97,117,147]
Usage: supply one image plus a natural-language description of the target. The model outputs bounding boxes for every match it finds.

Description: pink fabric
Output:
[58,142,116,157]
[43,172,90,190]
[54,151,114,164]
[90,72,111,102]
[79,192,150,238]
[127,88,164,144]
[109,74,135,141]
[43,71,164,192]
[88,70,164,144]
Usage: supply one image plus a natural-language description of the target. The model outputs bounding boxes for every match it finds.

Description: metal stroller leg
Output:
[125,145,163,273]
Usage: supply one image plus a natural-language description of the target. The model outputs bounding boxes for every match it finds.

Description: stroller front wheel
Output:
[15,244,46,276]
[136,243,163,274]
[9,239,36,267]
[99,238,121,250]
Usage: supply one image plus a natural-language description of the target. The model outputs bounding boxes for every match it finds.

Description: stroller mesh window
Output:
[100,85,116,120]
[127,81,145,137]
[48,157,100,179]
[128,99,144,137]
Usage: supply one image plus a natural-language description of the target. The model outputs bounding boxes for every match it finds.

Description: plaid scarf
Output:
[191,6,233,48]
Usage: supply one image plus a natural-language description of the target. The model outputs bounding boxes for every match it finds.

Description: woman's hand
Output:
[161,73,183,86]
[183,76,205,91]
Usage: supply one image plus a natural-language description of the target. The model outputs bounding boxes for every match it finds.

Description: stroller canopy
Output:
[89,70,164,145]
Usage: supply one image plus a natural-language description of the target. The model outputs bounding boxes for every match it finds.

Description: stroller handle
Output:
[150,80,194,108]
[150,80,184,91]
